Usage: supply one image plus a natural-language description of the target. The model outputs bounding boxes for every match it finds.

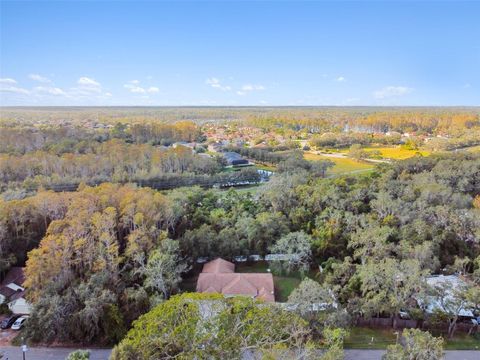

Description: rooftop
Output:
[196,258,275,302]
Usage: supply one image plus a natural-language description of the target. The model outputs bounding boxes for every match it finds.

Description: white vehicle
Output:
[11,315,28,330]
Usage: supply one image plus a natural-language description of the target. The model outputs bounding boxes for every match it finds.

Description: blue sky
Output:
[0,1,479,106]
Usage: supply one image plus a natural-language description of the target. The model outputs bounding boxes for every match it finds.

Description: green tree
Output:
[288,278,350,333]
[348,144,368,161]
[358,258,428,327]
[110,293,311,360]
[141,238,190,300]
[427,278,471,338]
[383,329,443,360]
[320,327,349,360]
[269,231,313,274]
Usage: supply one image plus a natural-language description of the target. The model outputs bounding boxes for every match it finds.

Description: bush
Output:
[383,329,443,360]
[0,302,12,315]
[66,350,90,360]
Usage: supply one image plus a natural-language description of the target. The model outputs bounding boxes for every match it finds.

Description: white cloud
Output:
[236,91,246,96]
[0,86,30,95]
[373,86,413,99]
[124,81,159,94]
[34,86,67,96]
[105,92,113,97]
[0,78,17,84]
[147,86,159,93]
[78,77,101,87]
[336,76,346,82]
[72,77,103,95]
[206,77,231,91]
[29,74,51,83]
[241,84,265,91]
[124,84,146,93]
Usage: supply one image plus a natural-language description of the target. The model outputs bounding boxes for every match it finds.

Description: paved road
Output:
[0,346,112,360]
[1,347,479,360]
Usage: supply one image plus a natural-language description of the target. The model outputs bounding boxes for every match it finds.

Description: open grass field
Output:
[345,327,480,350]
[465,145,480,153]
[303,152,375,174]
[363,146,430,160]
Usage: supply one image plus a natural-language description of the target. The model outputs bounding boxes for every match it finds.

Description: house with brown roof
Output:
[196,258,275,302]
[0,267,32,314]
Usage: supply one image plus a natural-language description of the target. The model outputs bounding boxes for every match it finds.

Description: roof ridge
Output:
[222,274,258,295]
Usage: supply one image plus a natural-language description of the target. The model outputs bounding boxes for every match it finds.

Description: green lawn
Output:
[345,327,398,349]
[273,276,302,302]
[345,327,480,350]
[255,164,277,172]
[362,146,430,160]
[442,332,480,350]
[303,152,375,174]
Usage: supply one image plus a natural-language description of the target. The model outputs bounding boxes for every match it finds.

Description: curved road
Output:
[1,347,480,360]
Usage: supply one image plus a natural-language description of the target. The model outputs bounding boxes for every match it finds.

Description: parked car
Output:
[0,314,21,329]
[11,315,28,330]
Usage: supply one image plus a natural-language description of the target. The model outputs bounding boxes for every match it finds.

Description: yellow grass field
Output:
[363,146,430,160]
[303,152,374,174]
[465,145,480,153]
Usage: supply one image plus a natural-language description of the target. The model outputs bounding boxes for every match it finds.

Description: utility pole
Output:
[21,336,27,360]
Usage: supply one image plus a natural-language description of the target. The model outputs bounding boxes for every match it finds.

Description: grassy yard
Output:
[439,331,480,350]
[345,327,480,350]
[345,327,397,349]
[303,152,375,174]
[254,164,277,172]
[363,146,430,160]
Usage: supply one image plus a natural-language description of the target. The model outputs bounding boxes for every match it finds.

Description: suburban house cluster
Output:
[0,267,31,314]
[196,258,275,302]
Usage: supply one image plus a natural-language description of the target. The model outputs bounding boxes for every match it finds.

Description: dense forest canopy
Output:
[1,151,479,344]
[2,106,479,133]
[0,107,479,352]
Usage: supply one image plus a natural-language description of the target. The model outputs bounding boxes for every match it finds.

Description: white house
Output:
[0,267,32,314]
[422,274,474,318]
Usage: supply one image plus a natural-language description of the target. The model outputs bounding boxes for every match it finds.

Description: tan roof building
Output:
[196,258,275,302]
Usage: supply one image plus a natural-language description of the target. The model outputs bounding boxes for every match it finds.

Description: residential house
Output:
[222,152,250,166]
[0,267,32,314]
[422,274,475,318]
[196,258,275,302]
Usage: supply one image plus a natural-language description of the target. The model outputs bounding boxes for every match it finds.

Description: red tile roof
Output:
[196,259,275,302]
[202,258,235,273]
